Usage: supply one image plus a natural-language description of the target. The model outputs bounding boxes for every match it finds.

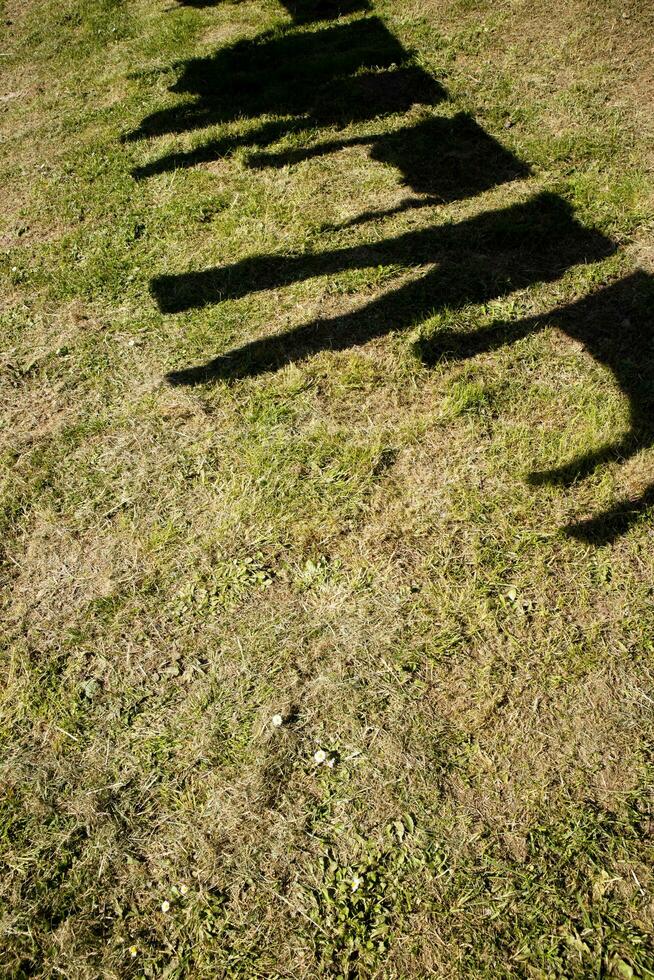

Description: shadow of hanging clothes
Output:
[132,63,444,179]
[155,192,613,376]
[126,17,444,148]
[417,269,654,542]
[247,113,531,205]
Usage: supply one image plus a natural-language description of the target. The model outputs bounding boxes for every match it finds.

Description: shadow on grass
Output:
[565,483,654,544]
[126,17,443,147]
[418,270,654,542]
[153,193,609,314]
[134,1,654,542]
[247,112,530,203]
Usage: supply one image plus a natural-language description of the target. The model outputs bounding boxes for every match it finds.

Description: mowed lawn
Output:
[1,0,654,975]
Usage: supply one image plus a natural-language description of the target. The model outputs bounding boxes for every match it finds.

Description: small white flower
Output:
[179,884,188,896]
[271,714,283,727]
[161,900,170,913]
[314,749,327,764]
[326,756,336,768]
[351,876,362,892]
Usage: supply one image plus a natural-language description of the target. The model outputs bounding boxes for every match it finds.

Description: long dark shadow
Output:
[153,193,610,313]
[419,270,654,475]
[159,193,613,381]
[131,62,442,178]
[131,69,443,180]
[418,270,654,541]
[247,113,531,203]
[132,118,307,180]
[126,18,443,145]
[566,483,654,544]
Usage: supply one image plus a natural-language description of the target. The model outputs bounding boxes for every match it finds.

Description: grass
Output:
[1,0,654,976]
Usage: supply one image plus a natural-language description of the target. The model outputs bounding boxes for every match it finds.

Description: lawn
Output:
[1,0,653,976]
